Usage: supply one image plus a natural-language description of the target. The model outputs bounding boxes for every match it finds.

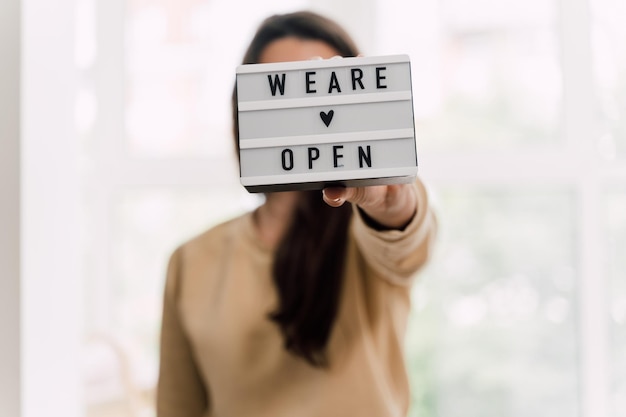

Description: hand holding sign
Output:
[236,55,417,193]
[322,183,417,229]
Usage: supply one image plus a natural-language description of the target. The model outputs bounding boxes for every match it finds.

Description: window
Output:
[406,188,578,417]
[78,0,625,416]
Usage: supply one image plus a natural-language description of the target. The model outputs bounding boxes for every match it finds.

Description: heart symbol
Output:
[320,110,334,127]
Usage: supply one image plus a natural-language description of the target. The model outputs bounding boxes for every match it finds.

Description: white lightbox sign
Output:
[236,55,417,192]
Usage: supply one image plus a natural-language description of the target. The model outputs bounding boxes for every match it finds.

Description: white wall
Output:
[1,0,81,415]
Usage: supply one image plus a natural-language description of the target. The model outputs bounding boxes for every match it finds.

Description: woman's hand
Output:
[310,56,416,229]
[322,184,417,230]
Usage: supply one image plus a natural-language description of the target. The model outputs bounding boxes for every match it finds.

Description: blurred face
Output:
[259,37,340,64]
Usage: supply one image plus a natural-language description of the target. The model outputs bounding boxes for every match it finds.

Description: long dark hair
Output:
[232,11,360,367]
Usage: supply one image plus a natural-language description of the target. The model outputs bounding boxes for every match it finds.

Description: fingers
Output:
[322,184,417,229]
[309,55,346,62]
[322,187,350,207]
[322,186,384,208]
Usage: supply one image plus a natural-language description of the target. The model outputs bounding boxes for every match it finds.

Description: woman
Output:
[157,11,437,417]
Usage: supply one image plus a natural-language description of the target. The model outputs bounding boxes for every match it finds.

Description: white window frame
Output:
[0,0,22,413]
[418,0,619,415]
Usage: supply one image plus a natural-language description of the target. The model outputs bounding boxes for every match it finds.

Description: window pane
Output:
[125,0,309,158]
[375,0,562,150]
[406,188,578,417]
[84,187,258,416]
[607,190,626,416]
[592,0,626,159]
[111,187,253,367]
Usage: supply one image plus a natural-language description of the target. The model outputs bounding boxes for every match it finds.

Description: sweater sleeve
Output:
[351,178,437,286]
[157,247,209,417]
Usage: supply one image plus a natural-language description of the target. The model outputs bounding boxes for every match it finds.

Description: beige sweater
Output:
[157,180,436,417]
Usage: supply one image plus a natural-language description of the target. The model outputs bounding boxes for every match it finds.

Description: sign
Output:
[236,55,417,192]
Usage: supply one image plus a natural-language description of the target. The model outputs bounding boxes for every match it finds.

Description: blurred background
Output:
[3,0,625,416]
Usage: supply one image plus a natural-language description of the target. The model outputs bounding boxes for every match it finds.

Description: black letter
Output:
[351,68,364,90]
[268,73,286,96]
[376,67,387,89]
[358,145,372,168]
[281,149,294,170]
[308,147,320,169]
[333,145,344,168]
[328,71,342,93]
[306,71,317,93]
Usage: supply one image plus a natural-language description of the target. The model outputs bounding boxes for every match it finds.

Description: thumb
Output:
[322,186,376,208]
[322,187,352,207]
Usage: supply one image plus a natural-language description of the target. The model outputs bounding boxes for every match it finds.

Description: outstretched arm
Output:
[324,179,436,286]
